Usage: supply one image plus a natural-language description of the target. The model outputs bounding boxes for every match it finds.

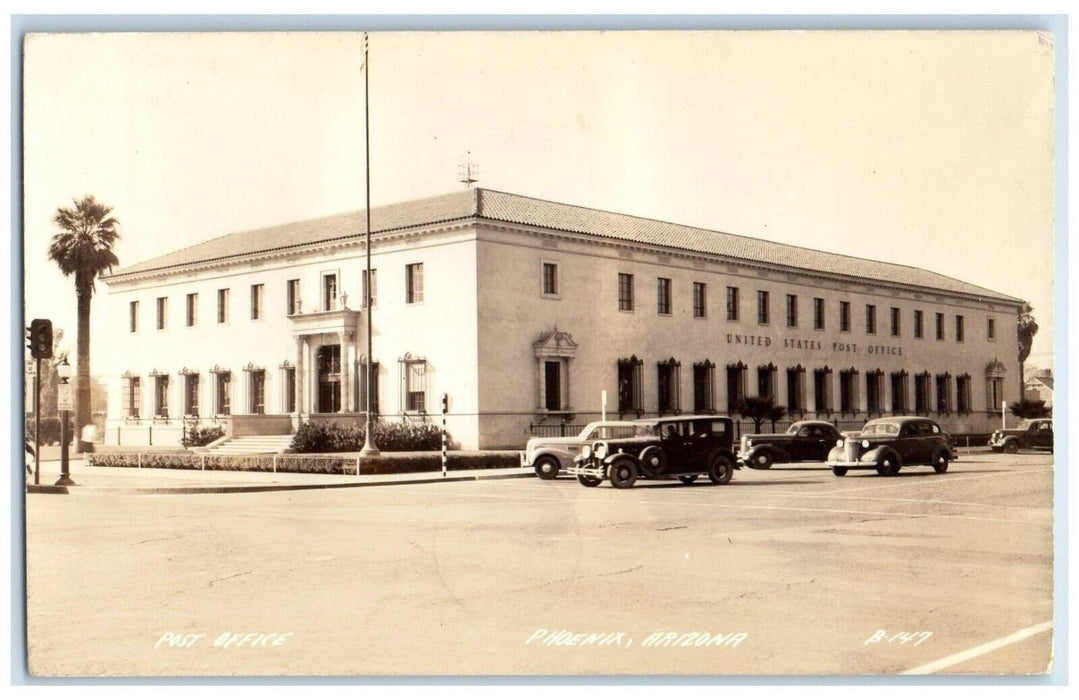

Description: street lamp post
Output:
[55,357,75,486]
[359,32,379,459]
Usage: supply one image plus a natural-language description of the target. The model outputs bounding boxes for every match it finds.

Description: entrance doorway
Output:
[317,344,341,413]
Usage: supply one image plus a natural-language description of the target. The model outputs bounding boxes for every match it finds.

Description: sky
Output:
[21,29,1057,376]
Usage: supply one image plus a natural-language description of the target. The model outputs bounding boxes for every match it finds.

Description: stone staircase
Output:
[206,435,295,455]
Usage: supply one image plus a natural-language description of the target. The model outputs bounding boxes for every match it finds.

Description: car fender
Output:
[744,444,789,463]
[709,447,741,469]
[866,446,901,467]
[531,449,569,469]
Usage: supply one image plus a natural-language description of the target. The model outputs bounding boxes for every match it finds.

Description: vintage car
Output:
[521,421,639,479]
[826,416,958,477]
[568,415,739,488]
[989,419,1054,454]
[737,420,843,468]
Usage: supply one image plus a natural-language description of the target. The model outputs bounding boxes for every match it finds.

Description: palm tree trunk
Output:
[75,273,92,451]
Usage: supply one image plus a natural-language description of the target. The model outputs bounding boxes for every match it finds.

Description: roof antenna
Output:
[458,151,479,189]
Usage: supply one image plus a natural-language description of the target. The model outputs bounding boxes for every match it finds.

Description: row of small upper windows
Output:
[128,264,424,331]
[544,265,995,342]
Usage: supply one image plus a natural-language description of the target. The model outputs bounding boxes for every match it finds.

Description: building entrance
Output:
[317,344,341,413]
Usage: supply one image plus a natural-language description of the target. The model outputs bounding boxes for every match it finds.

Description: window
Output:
[401,355,427,412]
[692,360,715,413]
[617,356,644,414]
[693,282,707,319]
[156,297,168,330]
[957,374,972,413]
[323,272,339,311]
[987,317,996,341]
[215,371,231,415]
[839,368,859,413]
[840,301,851,332]
[726,361,747,410]
[154,375,169,418]
[183,373,199,416]
[866,370,884,414]
[956,315,965,343]
[217,289,230,323]
[757,291,770,324]
[914,310,924,339]
[283,366,296,413]
[935,373,952,412]
[355,359,379,414]
[186,293,198,327]
[122,375,141,418]
[915,372,932,414]
[287,279,301,315]
[726,286,739,321]
[657,358,681,414]
[890,371,909,413]
[936,312,945,341]
[758,363,777,400]
[787,365,807,413]
[406,264,424,304]
[250,284,264,320]
[249,370,265,414]
[543,361,563,410]
[656,278,672,315]
[541,263,558,297]
[890,307,901,337]
[129,301,139,333]
[865,304,877,335]
[986,376,1004,411]
[786,294,798,327]
[813,298,825,330]
[618,273,634,311]
[813,366,833,413]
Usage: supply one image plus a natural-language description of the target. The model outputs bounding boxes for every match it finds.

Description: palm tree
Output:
[737,396,787,434]
[47,196,120,450]
[1017,303,1039,400]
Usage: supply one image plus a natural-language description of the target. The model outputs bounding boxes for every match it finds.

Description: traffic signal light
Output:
[28,319,53,360]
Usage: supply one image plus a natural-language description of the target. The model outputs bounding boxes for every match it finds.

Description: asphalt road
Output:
[24,451,1055,678]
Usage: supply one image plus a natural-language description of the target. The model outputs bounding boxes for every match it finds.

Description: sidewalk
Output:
[24,458,535,495]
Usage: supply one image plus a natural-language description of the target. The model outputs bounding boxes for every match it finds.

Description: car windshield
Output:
[1016,420,1035,430]
[635,422,661,437]
[786,424,802,434]
[861,421,901,436]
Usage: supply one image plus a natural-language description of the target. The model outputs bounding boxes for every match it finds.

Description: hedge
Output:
[291,420,444,453]
[87,450,520,474]
[25,416,76,446]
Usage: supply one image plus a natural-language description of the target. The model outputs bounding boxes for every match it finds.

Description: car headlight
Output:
[861,439,870,449]
[581,445,592,460]
[746,439,753,447]
[836,439,844,448]
[595,443,609,460]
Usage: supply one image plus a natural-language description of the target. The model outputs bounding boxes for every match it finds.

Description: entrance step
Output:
[207,435,295,455]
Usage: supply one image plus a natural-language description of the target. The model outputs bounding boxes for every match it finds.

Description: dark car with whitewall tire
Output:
[567,416,739,489]
[738,420,843,469]
[826,416,958,477]
[989,419,1053,454]
[521,421,639,479]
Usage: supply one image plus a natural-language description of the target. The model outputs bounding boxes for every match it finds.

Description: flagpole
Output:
[360,32,380,458]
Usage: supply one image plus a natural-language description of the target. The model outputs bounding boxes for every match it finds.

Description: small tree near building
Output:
[738,396,788,434]
[1009,399,1051,420]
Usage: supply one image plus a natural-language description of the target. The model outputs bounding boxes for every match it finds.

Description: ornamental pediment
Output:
[533,328,577,359]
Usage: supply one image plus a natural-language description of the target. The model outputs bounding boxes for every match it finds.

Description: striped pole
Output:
[442,392,448,478]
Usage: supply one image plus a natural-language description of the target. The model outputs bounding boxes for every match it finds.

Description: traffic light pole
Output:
[33,357,40,485]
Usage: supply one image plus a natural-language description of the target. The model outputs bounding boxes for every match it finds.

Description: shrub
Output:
[181,425,226,448]
[25,416,75,446]
[290,420,445,453]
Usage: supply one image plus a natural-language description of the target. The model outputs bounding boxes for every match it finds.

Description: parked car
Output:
[989,419,1054,454]
[521,421,639,479]
[826,416,958,477]
[568,416,739,489]
[738,420,843,468]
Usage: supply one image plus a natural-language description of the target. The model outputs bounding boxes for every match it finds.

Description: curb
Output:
[25,469,535,496]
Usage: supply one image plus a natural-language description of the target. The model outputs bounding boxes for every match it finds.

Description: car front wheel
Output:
[608,459,638,489]
[577,475,602,488]
[831,466,847,476]
[534,456,560,480]
[709,455,734,485]
[1004,440,1020,454]
[751,452,773,469]
[877,455,900,476]
[933,451,949,474]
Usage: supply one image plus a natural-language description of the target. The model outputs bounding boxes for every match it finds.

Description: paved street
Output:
[24,451,1054,678]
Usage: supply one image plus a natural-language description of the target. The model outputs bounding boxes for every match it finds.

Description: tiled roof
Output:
[106,188,1023,304]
